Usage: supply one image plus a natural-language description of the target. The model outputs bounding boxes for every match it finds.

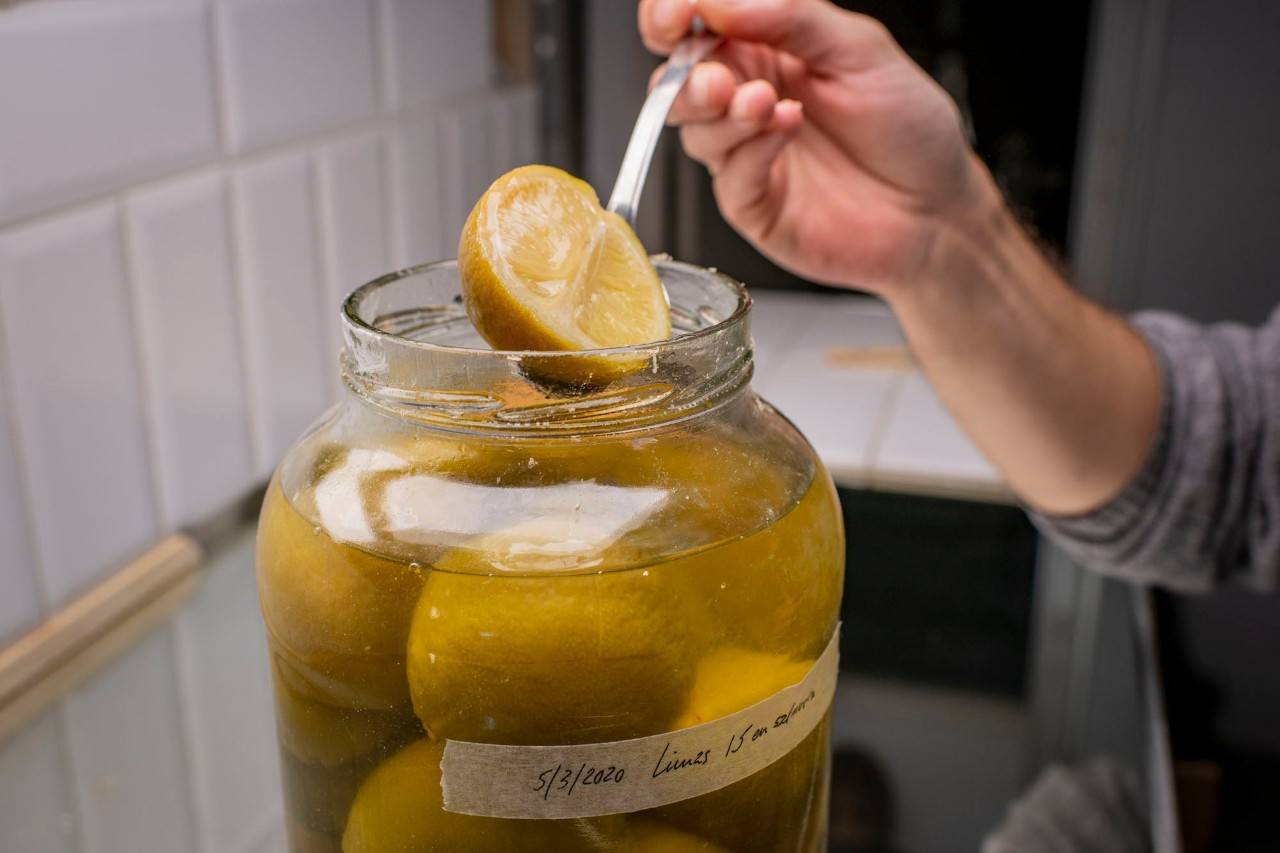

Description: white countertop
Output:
[750,290,1014,505]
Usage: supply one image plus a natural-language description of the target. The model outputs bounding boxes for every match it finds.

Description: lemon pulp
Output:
[458,165,670,353]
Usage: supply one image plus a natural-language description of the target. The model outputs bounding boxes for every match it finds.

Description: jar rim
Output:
[337,258,755,435]
[341,256,752,358]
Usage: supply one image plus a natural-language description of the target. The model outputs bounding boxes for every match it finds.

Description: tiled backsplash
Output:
[0,2,538,851]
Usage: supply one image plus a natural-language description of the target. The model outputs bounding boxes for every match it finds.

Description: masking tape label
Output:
[440,628,840,819]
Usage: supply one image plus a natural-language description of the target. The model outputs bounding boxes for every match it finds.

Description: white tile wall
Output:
[380,0,492,111]
[511,87,542,169]
[231,153,333,474]
[0,2,219,225]
[218,0,379,153]
[126,171,256,528]
[61,629,197,853]
[489,88,529,179]
[0,715,79,853]
[173,531,280,853]
[0,205,159,609]
[0,364,41,646]
[389,114,448,268]
[315,131,391,380]
[439,99,502,244]
[0,4,529,851]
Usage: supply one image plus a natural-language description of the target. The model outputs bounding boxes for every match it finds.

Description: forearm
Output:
[886,168,1162,516]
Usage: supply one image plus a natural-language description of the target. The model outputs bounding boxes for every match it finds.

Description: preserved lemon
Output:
[673,648,814,730]
[678,471,845,660]
[342,739,622,853]
[406,533,699,745]
[271,652,413,767]
[458,165,669,353]
[258,469,424,711]
[654,649,834,853]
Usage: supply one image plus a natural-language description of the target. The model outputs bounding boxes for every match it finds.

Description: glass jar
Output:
[256,259,845,853]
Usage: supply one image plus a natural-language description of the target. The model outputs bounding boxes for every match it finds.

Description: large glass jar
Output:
[256,260,845,852]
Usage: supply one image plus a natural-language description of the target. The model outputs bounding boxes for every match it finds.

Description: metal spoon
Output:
[607,16,721,227]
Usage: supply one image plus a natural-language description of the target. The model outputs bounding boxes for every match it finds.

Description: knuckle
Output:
[678,124,706,156]
[847,12,894,48]
[680,125,721,167]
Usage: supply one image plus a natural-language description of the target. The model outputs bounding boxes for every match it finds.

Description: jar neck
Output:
[340,260,755,438]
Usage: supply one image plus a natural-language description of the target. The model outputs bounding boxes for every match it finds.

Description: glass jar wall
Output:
[256,260,845,852]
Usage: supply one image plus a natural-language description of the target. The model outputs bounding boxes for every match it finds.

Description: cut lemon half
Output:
[459,165,671,354]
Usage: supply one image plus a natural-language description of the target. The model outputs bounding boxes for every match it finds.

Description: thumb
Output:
[693,0,895,72]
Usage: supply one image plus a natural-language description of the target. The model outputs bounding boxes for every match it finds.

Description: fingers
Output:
[714,100,803,231]
[679,79,781,173]
[638,0,698,55]
[641,0,895,72]
[663,61,737,124]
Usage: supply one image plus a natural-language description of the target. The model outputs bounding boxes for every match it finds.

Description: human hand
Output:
[639,0,996,294]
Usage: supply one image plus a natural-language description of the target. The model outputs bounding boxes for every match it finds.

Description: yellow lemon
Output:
[459,164,669,351]
[407,529,698,746]
[341,739,622,852]
[270,651,416,768]
[655,721,831,853]
[678,471,845,659]
[673,648,815,731]
[258,476,425,710]
[653,648,833,852]
[459,165,669,384]
[259,430,499,708]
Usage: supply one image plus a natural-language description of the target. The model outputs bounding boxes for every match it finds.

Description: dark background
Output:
[675,0,1092,292]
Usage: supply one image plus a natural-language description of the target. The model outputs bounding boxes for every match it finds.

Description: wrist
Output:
[887,157,1030,313]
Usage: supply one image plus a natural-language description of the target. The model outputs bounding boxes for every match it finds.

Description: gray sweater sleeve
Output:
[1030,308,1280,593]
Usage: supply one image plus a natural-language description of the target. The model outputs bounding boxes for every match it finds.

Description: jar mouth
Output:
[339,258,755,435]
[341,257,751,358]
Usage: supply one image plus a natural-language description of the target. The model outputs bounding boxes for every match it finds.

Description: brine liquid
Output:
[258,452,843,853]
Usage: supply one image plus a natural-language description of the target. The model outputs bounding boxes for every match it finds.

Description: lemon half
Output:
[459,165,670,354]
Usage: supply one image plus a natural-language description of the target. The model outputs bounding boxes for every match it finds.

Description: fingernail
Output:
[778,99,804,121]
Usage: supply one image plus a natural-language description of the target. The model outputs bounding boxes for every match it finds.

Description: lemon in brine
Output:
[257,476,426,711]
[406,524,698,746]
[341,739,621,852]
[653,647,832,853]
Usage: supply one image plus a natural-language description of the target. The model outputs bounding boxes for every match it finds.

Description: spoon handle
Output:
[607,20,721,227]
